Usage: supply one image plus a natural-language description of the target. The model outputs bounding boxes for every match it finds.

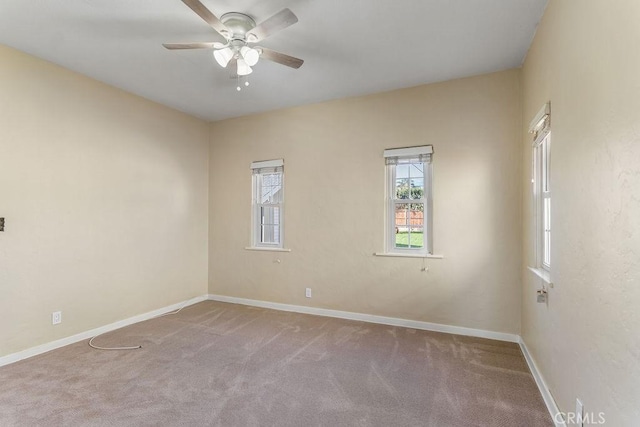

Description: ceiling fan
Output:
[163,0,304,88]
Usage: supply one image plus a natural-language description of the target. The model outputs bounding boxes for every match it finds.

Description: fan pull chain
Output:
[237,75,250,92]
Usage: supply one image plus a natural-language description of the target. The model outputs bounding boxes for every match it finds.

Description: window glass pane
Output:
[410,178,424,200]
[409,162,424,178]
[394,203,424,248]
[543,139,550,192]
[394,203,409,230]
[261,206,280,226]
[261,225,279,244]
[395,178,410,199]
[395,232,408,248]
[395,230,408,248]
[258,182,267,203]
[394,162,425,200]
[260,173,283,203]
[395,164,409,179]
[408,204,424,248]
[544,198,551,266]
[395,228,424,249]
[262,172,282,187]
[260,205,280,244]
[409,203,424,227]
[268,186,283,203]
[408,227,424,249]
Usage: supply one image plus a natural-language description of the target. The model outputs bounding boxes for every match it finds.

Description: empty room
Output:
[1,0,638,425]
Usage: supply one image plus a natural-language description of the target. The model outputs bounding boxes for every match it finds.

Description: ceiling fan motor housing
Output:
[220,12,256,41]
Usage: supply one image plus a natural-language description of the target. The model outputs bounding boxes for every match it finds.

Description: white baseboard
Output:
[519,337,566,427]
[0,295,208,368]
[207,294,520,343]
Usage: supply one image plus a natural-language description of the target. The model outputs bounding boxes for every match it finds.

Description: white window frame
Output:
[531,104,551,271]
[384,146,434,255]
[250,159,284,249]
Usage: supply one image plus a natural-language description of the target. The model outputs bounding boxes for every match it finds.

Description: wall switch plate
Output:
[305,288,312,298]
[52,311,62,325]
[575,398,584,426]
[536,289,547,303]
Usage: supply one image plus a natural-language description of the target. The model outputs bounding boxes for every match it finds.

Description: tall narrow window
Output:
[384,146,433,255]
[251,159,284,248]
[531,103,551,270]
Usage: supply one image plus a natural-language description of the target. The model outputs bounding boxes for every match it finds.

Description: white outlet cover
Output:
[52,311,62,325]
[305,288,312,298]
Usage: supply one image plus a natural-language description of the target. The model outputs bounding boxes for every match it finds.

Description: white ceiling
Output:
[0,0,547,121]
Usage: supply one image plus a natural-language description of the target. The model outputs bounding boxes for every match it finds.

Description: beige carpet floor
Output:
[0,301,552,426]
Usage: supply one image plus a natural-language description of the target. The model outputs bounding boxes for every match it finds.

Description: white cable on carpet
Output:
[88,305,186,351]
[88,336,141,351]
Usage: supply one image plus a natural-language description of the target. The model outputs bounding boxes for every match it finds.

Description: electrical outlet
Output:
[52,311,62,325]
[305,288,312,298]
[0,217,4,232]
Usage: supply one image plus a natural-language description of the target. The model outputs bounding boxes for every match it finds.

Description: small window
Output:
[384,146,433,255]
[251,159,284,248]
[530,104,551,270]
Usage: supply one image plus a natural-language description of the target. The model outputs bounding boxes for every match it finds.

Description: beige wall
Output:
[4,1,639,420]
[521,0,640,424]
[209,69,523,334]
[0,45,210,357]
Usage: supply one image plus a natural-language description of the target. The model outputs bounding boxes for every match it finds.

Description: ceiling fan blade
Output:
[247,9,298,42]
[181,0,230,38]
[258,47,304,69]
[163,42,227,50]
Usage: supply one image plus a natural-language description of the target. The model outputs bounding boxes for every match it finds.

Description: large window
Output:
[531,104,551,270]
[384,146,433,255]
[251,159,284,248]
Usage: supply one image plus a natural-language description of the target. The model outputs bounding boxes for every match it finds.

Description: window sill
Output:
[374,252,444,259]
[245,247,291,252]
[528,266,552,285]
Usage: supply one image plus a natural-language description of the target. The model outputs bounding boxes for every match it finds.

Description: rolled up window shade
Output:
[529,103,550,145]
[384,145,433,165]
[251,159,284,174]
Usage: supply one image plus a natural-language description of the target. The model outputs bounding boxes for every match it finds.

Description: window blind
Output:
[529,103,550,145]
[384,145,433,165]
[251,159,284,174]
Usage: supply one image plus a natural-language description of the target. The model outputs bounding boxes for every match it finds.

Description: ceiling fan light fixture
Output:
[237,58,253,76]
[240,46,260,66]
[213,47,234,68]
[164,1,303,90]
